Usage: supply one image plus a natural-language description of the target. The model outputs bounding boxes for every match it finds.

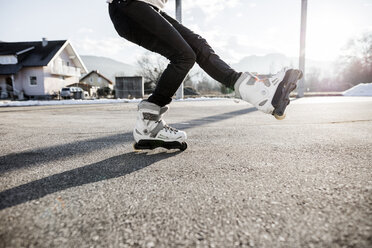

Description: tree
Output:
[97,87,111,98]
[339,32,372,87]
[220,84,233,94]
[305,68,321,92]
[137,52,198,94]
[137,53,167,87]
[136,52,235,95]
[196,75,221,94]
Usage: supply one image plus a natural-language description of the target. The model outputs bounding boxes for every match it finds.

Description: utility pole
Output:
[297,0,307,98]
[175,0,184,99]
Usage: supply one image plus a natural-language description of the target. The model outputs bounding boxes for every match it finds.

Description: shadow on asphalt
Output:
[0,107,256,175]
[0,151,180,210]
[173,107,256,130]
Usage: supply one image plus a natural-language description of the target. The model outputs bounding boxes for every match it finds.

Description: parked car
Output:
[60,87,84,99]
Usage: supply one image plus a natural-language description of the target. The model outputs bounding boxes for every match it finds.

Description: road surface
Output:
[0,97,371,247]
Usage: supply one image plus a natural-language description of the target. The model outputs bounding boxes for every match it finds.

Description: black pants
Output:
[109,0,241,107]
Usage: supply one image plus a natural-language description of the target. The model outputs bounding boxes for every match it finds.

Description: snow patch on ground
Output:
[343,83,372,96]
[294,96,372,104]
[0,97,230,107]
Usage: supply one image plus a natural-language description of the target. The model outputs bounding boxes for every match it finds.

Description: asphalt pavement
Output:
[0,97,371,247]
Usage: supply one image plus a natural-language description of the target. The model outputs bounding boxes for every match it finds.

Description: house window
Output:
[30,76,37,86]
[67,61,70,67]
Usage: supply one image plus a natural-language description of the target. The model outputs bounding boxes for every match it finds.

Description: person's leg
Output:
[160,12,241,89]
[109,0,196,106]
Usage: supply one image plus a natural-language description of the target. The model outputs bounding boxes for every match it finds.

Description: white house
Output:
[0,39,88,99]
[79,70,114,90]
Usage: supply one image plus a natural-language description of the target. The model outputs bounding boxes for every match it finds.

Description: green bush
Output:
[97,87,112,97]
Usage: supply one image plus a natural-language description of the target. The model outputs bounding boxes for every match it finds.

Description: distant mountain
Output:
[80,55,138,81]
[232,53,333,75]
[80,53,333,83]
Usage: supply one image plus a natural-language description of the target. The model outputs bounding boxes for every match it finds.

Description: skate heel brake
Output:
[271,69,303,120]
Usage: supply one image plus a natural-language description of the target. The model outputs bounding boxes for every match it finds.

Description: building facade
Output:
[0,39,87,99]
[79,70,114,90]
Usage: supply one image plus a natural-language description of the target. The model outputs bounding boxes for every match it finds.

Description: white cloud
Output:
[180,0,240,22]
[73,0,370,65]
[77,27,94,34]
[78,37,125,54]
[266,27,280,35]
[71,37,145,64]
[249,3,257,8]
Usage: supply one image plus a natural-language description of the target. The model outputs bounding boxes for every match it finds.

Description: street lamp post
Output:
[297,0,307,98]
[175,0,184,99]
[175,0,182,22]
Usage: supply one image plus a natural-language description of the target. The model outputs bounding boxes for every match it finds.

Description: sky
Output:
[0,0,371,65]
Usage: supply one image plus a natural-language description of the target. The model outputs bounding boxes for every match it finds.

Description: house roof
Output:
[80,70,114,85]
[0,40,66,74]
[0,64,23,75]
[0,40,87,75]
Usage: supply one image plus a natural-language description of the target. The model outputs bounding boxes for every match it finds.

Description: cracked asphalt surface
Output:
[0,97,371,247]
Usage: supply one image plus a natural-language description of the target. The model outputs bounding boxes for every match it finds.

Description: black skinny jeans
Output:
[109,0,241,107]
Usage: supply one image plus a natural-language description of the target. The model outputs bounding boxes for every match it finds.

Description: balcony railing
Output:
[50,64,81,77]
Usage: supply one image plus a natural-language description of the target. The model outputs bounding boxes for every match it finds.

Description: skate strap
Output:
[142,105,169,121]
[143,112,159,121]
[247,71,260,81]
[159,105,169,115]
[149,120,165,138]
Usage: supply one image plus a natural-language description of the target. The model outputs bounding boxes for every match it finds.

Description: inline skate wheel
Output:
[180,142,188,151]
[274,113,286,120]
[133,143,141,151]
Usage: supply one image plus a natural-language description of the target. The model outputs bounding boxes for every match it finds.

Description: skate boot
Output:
[133,100,187,151]
[234,68,303,120]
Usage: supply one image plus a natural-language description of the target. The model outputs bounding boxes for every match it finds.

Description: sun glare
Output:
[307,5,358,61]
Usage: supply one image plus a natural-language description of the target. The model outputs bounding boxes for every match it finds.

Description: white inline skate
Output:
[234,68,303,120]
[133,100,187,151]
